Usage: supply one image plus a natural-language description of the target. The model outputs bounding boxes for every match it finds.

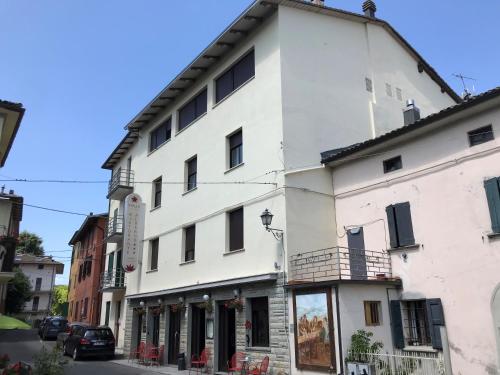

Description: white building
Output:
[100,0,459,373]
[14,254,64,321]
[323,87,500,374]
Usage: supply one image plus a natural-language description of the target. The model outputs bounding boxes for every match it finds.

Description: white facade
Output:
[100,1,458,373]
[328,92,500,375]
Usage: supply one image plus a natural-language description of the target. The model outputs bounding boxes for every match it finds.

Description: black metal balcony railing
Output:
[105,216,123,242]
[107,169,134,200]
[101,268,126,290]
[289,246,392,283]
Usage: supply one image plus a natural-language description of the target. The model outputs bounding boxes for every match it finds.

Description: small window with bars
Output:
[468,125,494,147]
[401,300,431,346]
[364,301,381,326]
[383,155,402,173]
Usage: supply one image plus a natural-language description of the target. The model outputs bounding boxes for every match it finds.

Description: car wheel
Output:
[63,344,68,356]
[73,347,80,361]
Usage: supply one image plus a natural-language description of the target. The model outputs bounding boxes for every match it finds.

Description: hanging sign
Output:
[123,193,145,273]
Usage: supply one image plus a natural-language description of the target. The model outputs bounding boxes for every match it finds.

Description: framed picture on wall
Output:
[292,289,336,372]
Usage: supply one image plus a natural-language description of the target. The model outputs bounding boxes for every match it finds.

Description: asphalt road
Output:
[0,329,151,375]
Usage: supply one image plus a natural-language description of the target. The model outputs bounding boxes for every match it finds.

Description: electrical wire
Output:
[0,178,276,186]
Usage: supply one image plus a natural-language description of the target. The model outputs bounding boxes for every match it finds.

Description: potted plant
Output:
[345,330,382,375]
[199,298,213,314]
[224,298,244,312]
[170,301,185,312]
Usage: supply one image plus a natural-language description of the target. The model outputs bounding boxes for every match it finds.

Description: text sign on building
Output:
[123,193,145,273]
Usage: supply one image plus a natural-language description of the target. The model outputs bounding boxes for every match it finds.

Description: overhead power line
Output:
[0,179,276,186]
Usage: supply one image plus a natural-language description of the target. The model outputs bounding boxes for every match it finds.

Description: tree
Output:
[50,285,68,316]
[16,231,44,256]
[5,268,32,314]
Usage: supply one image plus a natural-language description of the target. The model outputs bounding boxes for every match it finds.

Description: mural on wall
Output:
[295,291,333,370]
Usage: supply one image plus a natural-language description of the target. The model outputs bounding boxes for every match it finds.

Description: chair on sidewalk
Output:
[228,352,246,375]
[248,356,269,375]
[128,342,145,363]
[190,348,209,375]
[142,343,158,366]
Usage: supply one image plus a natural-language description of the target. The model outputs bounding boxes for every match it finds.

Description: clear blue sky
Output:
[1,0,499,285]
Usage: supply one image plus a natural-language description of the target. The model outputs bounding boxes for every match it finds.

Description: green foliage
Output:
[5,269,32,314]
[16,231,44,256]
[50,285,68,316]
[345,329,383,363]
[33,346,66,375]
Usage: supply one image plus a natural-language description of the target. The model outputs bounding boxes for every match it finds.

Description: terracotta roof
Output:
[321,86,500,165]
[14,254,65,274]
[68,213,108,245]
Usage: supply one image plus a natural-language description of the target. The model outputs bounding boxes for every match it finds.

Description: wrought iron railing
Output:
[101,268,126,290]
[108,169,134,196]
[289,246,392,283]
[106,215,123,239]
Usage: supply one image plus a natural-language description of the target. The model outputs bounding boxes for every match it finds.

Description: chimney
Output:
[362,0,377,18]
[403,99,421,126]
[311,0,325,6]
[9,189,14,195]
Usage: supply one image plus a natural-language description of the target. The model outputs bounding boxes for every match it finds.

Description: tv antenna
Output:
[452,73,477,100]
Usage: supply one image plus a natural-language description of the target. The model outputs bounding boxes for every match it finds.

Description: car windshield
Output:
[51,320,67,327]
[84,329,113,339]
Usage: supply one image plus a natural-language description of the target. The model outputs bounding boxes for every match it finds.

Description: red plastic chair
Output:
[128,342,145,363]
[228,352,246,375]
[190,348,209,375]
[142,343,158,365]
[249,356,269,375]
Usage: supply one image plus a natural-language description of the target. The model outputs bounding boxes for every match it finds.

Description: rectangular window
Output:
[83,298,88,317]
[229,207,244,251]
[385,83,393,97]
[186,157,197,191]
[468,125,494,147]
[228,130,243,169]
[178,88,207,131]
[250,297,269,347]
[38,264,44,270]
[32,296,39,311]
[364,301,381,326]
[153,177,162,208]
[401,300,431,346]
[215,50,255,103]
[484,177,500,233]
[75,301,79,320]
[365,77,373,93]
[35,278,42,291]
[383,155,402,173]
[396,88,403,101]
[150,238,159,271]
[184,225,196,262]
[150,118,172,152]
[386,202,415,248]
[105,301,111,326]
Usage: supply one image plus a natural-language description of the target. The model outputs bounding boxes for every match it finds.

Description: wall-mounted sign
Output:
[123,193,145,273]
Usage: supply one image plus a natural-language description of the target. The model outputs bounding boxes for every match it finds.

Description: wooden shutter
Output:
[390,300,405,349]
[484,178,500,233]
[386,205,398,248]
[426,298,445,350]
[395,202,415,246]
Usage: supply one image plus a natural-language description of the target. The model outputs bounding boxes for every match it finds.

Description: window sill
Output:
[223,248,245,256]
[182,187,198,196]
[176,113,207,136]
[147,139,171,157]
[146,269,158,274]
[403,346,437,353]
[179,260,195,266]
[387,243,421,252]
[245,346,271,353]
[150,205,161,213]
[487,232,500,239]
[224,162,245,174]
[212,76,255,110]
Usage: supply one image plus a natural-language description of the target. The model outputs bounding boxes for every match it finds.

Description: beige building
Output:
[323,87,500,374]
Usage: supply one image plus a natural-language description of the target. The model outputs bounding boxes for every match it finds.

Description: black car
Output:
[40,317,68,340]
[56,322,89,349]
[63,326,115,360]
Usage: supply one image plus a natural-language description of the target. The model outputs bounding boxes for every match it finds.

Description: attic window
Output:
[365,78,373,93]
[386,83,393,97]
[396,88,403,101]
[468,125,494,147]
[383,156,402,173]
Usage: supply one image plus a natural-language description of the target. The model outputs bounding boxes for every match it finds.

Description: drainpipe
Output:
[334,285,343,374]
[440,327,453,375]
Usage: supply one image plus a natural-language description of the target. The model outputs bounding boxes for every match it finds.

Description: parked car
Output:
[56,322,89,349]
[63,326,115,360]
[40,317,68,340]
[37,317,52,337]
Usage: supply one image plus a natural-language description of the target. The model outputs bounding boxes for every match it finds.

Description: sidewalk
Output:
[111,359,197,375]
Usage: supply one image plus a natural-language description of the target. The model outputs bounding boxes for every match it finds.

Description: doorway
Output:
[114,301,121,343]
[152,312,160,347]
[347,227,367,280]
[168,309,181,365]
[191,305,206,358]
[135,312,143,350]
[218,304,236,372]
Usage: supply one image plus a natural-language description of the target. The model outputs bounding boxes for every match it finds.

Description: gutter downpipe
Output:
[334,285,343,374]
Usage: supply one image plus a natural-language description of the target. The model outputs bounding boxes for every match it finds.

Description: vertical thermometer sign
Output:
[123,193,145,273]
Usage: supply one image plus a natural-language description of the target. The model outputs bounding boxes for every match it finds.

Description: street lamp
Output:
[260,209,283,240]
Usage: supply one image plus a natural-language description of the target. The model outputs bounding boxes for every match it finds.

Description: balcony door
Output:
[347,228,367,280]
[115,250,122,287]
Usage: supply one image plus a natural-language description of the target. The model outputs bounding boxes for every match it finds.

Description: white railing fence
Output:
[347,349,446,375]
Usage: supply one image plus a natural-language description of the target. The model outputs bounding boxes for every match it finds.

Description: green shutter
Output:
[395,202,415,246]
[390,300,405,349]
[386,206,398,248]
[484,178,500,233]
[426,298,445,350]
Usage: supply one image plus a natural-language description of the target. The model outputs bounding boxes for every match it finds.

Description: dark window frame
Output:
[468,124,494,147]
[153,177,162,208]
[383,155,402,174]
[178,88,207,132]
[32,296,39,312]
[35,278,42,291]
[228,207,244,252]
[149,118,172,152]
[215,49,255,104]
[485,177,500,233]
[228,129,243,169]
[37,264,44,270]
[249,296,270,348]
[150,238,159,271]
[184,225,196,262]
[186,157,197,192]
[401,300,431,347]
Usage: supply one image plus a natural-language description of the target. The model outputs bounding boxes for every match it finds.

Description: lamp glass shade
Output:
[260,209,273,227]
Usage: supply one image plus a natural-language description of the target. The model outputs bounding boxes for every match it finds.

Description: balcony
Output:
[105,216,123,243]
[101,268,126,291]
[288,246,393,284]
[107,169,134,200]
